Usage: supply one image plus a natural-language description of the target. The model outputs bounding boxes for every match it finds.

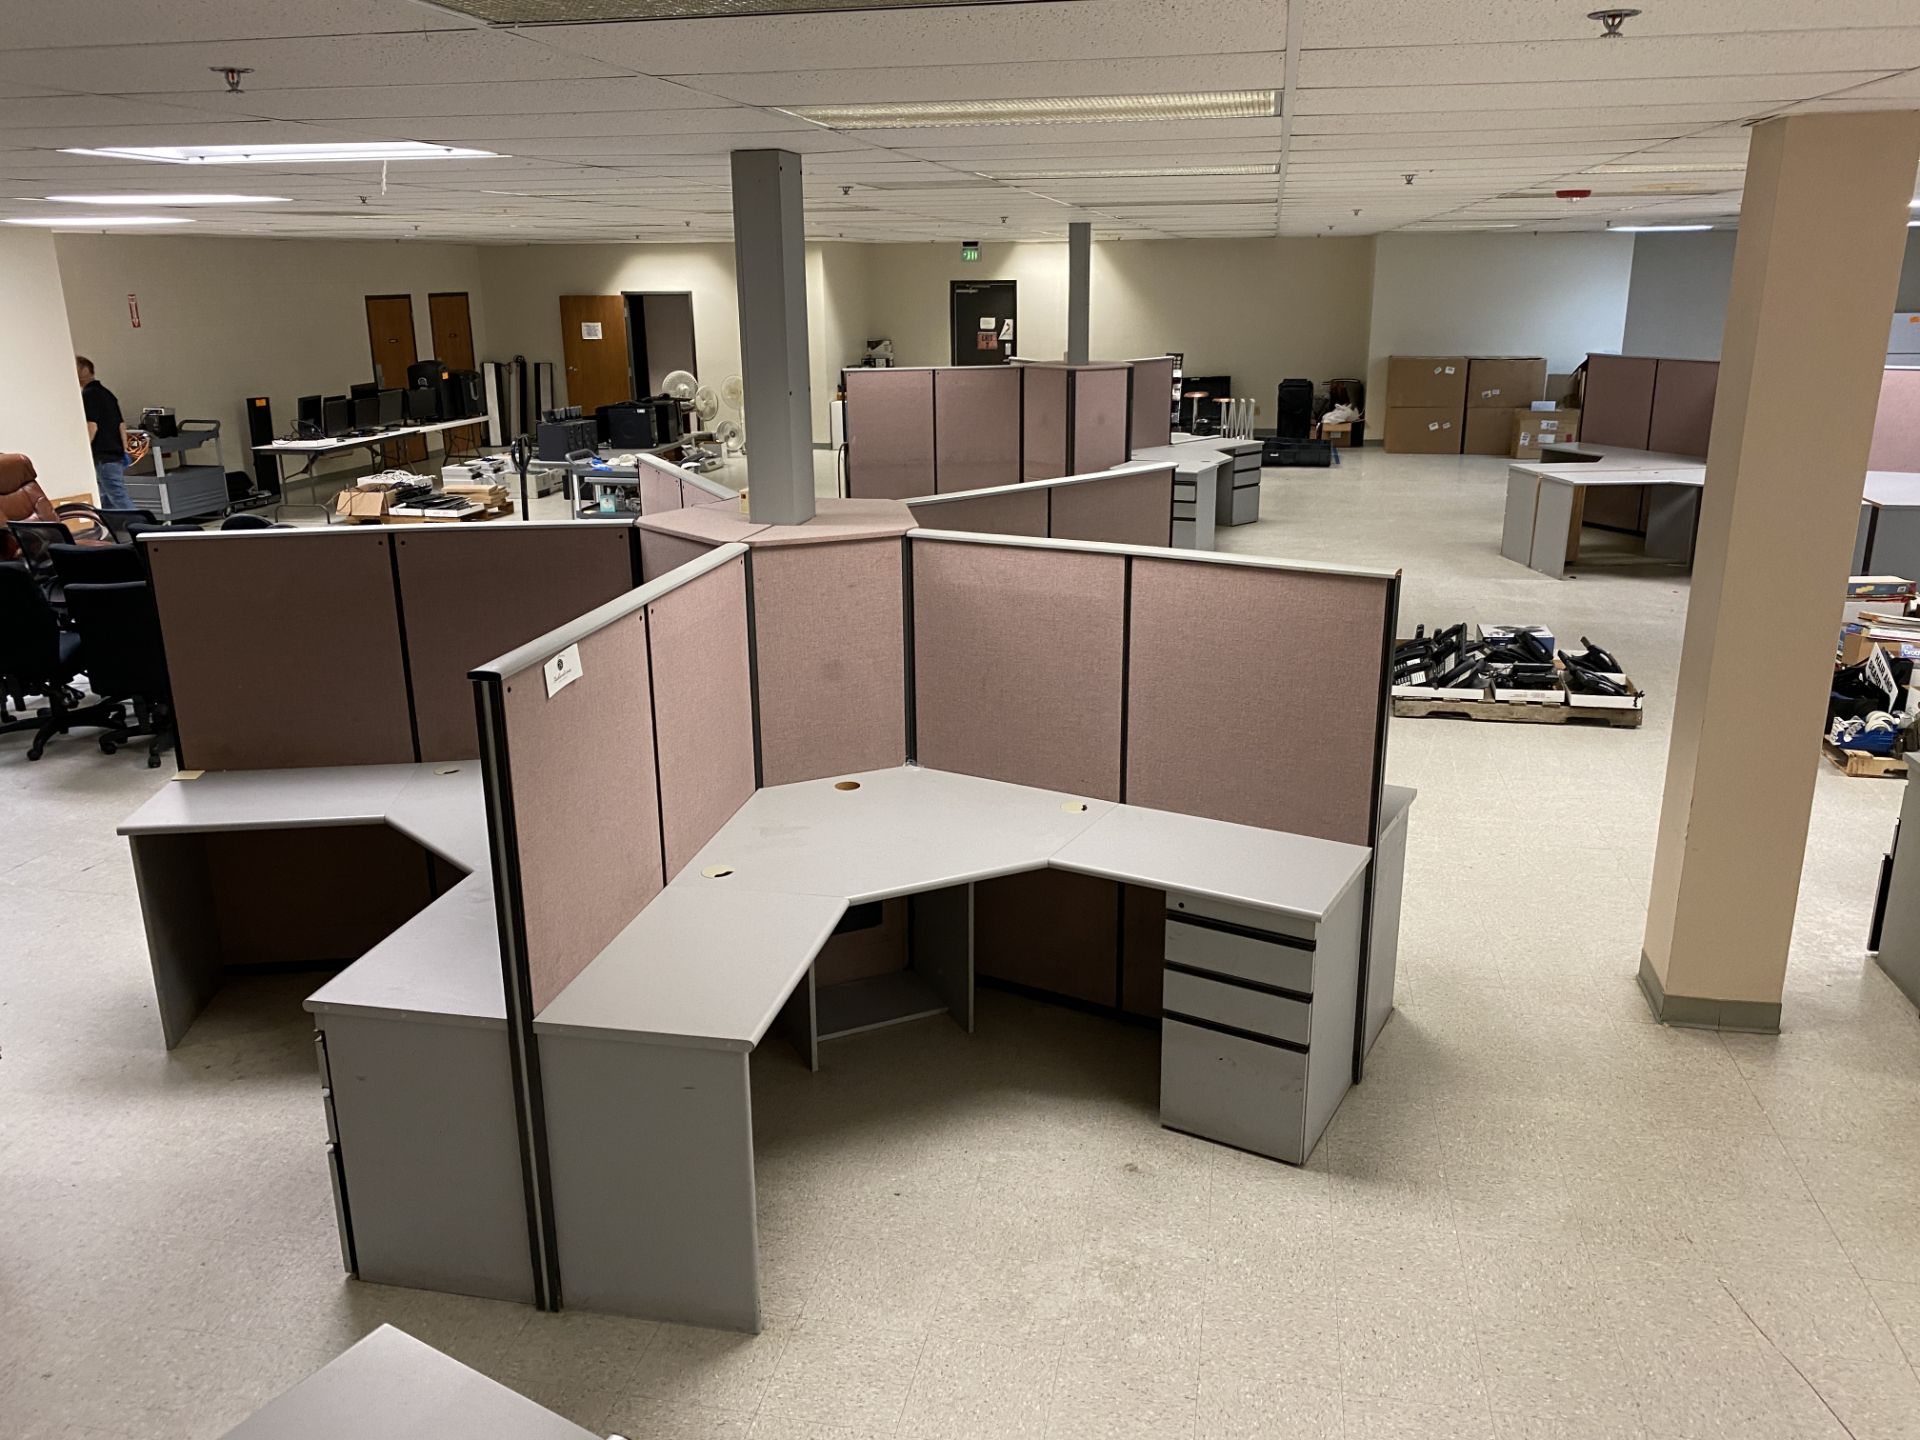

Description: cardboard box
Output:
[334,487,391,521]
[1463,407,1523,455]
[1386,356,1468,409]
[1384,406,1462,454]
[1510,408,1583,460]
[1467,356,1547,409]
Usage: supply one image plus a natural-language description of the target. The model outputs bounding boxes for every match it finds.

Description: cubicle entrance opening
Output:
[951,280,1016,366]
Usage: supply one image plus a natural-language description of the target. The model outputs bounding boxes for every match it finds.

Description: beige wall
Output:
[55,234,489,482]
[1366,232,1636,406]
[478,240,869,444]
[861,237,1374,425]
[1,229,94,494]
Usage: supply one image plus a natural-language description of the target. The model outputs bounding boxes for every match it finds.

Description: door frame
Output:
[428,290,483,453]
[365,292,425,463]
[623,290,697,398]
[950,279,1017,366]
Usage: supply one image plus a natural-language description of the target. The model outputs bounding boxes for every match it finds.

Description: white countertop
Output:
[119,764,421,837]
[1864,470,1920,507]
[1511,461,1705,488]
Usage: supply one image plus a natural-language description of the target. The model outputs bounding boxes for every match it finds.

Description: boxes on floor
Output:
[1467,357,1547,409]
[1841,617,1920,666]
[333,487,390,521]
[1511,408,1583,460]
[1386,355,1468,409]
[1463,408,1524,455]
[1384,407,1462,454]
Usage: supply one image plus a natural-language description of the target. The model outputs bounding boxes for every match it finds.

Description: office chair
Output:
[48,541,145,589]
[219,513,284,530]
[8,519,78,608]
[0,561,112,760]
[124,520,203,542]
[0,451,108,553]
[63,580,175,768]
[96,506,159,543]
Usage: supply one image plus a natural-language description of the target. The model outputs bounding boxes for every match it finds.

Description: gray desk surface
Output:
[1863,470,1920,507]
[1051,803,1371,922]
[672,765,1116,904]
[1536,441,1703,468]
[534,885,847,1051]
[304,875,505,1028]
[118,764,419,837]
[1511,461,1705,489]
[385,764,489,872]
[218,1325,595,1440]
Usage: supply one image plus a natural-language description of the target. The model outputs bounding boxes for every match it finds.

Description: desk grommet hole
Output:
[834,780,861,791]
[702,865,734,878]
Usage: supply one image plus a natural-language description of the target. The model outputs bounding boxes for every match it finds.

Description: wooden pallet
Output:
[1392,694,1644,728]
[1821,741,1908,778]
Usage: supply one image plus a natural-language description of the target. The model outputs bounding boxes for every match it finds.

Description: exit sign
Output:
[960,242,980,261]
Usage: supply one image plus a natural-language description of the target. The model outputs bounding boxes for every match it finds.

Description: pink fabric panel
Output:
[1126,558,1388,845]
[751,539,906,785]
[1580,354,1657,448]
[1130,358,1174,451]
[502,609,664,1014]
[639,528,715,582]
[907,487,1048,537]
[844,368,935,500]
[934,368,1021,491]
[639,469,684,515]
[1871,367,1920,472]
[1048,468,1173,547]
[912,539,1125,801]
[1022,366,1069,480]
[646,556,757,879]
[1072,367,1131,473]
[1648,359,1718,457]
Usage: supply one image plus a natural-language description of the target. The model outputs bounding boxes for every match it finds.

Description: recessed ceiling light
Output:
[45,193,291,205]
[4,215,194,227]
[781,91,1280,129]
[984,164,1279,180]
[60,142,499,165]
[1589,163,1745,174]
[1609,223,1713,232]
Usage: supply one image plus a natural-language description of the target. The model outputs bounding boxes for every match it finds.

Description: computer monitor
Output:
[352,392,380,431]
[349,381,379,401]
[296,394,324,435]
[405,386,441,422]
[377,388,404,427]
[322,395,352,437]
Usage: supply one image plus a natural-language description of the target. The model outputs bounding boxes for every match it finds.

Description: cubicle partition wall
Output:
[1071,364,1133,475]
[934,367,1022,492]
[841,367,936,501]
[1129,356,1176,452]
[1577,353,1719,532]
[145,523,641,769]
[1021,363,1070,482]
[1871,366,1920,472]
[904,464,1175,548]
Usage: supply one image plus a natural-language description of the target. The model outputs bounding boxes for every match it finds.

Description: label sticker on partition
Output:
[581,321,603,341]
[1000,320,1014,342]
[978,316,996,330]
[544,643,584,698]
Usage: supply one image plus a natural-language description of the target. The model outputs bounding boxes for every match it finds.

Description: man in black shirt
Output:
[77,355,132,510]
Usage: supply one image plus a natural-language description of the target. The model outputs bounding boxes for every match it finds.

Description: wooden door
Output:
[560,295,632,414]
[430,291,484,453]
[365,294,426,465]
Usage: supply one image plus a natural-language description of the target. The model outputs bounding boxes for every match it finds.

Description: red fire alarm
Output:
[1555,189,1592,200]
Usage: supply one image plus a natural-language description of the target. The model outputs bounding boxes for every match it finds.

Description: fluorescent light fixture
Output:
[435,0,1042,16]
[1609,223,1713,232]
[1589,162,1745,174]
[60,142,498,165]
[46,193,290,205]
[984,163,1278,180]
[4,215,193,227]
[781,91,1280,129]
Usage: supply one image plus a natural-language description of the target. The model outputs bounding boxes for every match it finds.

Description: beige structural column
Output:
[1640,112,1920,1031]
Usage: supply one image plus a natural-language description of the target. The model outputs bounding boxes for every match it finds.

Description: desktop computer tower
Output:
[449,369,485,420]
[246,395,280,496]
[405,386,442,422]
[1275,378,1314,440]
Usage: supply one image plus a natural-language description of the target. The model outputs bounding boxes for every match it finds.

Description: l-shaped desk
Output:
[122,759,1413,1330]
[1501,442,1706,578]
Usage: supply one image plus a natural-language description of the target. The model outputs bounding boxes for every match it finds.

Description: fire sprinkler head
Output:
[1587,8,1640,39]
[210,65,253,94]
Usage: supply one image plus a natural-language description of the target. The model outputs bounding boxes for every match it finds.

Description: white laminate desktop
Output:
[1502,459,1706,578]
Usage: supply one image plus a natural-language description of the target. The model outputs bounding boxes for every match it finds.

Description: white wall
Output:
[56,234,489,481]
[0,230,96,495]
[861,237,1374,425]
[1365,232,1636,404]
[478,240,869,444]
[1622,231,1739,359]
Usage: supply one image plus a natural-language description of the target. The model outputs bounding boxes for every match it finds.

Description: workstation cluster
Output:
[116,447,1413,1334]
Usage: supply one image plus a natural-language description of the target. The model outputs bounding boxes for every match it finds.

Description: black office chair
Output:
[124,520,203,542]
[8,519,78,607]
[63,580,174,768]
[0,561,112,760]
[219,513,283,531]
[95,506,158,543]
[48,541,145,589]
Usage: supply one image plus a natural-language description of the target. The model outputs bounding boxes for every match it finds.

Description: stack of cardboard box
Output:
[1383,354,1550,455]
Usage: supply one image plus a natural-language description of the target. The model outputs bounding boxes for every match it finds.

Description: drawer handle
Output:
[1166,960,1310,1005]
[1164,1009,1309,1054]
[1168,910,1315,951]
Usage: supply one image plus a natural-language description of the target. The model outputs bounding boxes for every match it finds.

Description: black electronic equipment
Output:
[352,392,381,431]
[138,407,178,439]
[537,416,599,461]
[245,395,280,497]
[296,394,324,438]
[598,400,660,449]
[322,395,352,437]
[377,388,404,427]
[404,386,441,422]
[449,368,484,420]
[647,393,682,444]
[350,381,379,402]
[407,359,447,392]
[1275,378,1314,440]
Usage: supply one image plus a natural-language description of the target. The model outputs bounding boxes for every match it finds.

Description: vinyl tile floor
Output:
[6,449,1920,1440]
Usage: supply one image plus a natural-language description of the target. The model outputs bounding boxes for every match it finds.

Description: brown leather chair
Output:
[0,452,106,557]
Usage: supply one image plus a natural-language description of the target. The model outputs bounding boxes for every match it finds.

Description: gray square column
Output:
[731,149,815,527]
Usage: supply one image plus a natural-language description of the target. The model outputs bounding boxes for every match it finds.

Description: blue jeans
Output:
[95,459,131,511]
